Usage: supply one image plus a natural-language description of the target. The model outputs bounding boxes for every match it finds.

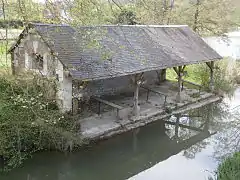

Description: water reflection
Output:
[1,107,216,180]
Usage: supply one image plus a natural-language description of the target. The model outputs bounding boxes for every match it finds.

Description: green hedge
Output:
[217,152,240,180]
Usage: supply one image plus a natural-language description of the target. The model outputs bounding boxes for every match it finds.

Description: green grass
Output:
[166,64,204,84]
[0,41,11,68]
[217,152,240,180]
[166,60,239,95]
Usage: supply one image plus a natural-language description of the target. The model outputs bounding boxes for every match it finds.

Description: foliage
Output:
[173,0,237,36]
[0,20,23,28]
[134,0,239,35]
[217,152,240,180]
[231,61,240,84]
[0,72,82,171]
[115,8,137,25]
[63,0,115,25]
[0,0,239,172]
[167,59,238,96]
[2,0,45,23]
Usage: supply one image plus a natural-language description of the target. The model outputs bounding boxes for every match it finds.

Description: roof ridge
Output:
[29,23,188,28]
[29,22,70,27]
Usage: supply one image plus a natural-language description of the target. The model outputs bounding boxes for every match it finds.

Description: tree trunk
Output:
[193,0,200,32]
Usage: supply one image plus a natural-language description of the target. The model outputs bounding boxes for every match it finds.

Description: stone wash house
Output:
[9,23,222,122]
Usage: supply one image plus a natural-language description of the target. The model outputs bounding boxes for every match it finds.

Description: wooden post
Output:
[178,66,182,102]
[206,61,214,91]
[160,69,166,82]
[156,69,166,84]
[132,73,143,118]
[133,81,140,117]
[146,89,150,102]
[173,66,186,102]
[209,62,214,91]
[173,66,183,102]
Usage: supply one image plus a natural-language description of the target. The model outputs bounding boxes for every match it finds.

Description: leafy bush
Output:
[195,60,236,96]
[0,72,81,171]
[217,152,240,180]
[167,59,237,96]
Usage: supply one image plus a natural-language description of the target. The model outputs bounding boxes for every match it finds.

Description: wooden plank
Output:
[182,79,202,88]
[93,97,123,110]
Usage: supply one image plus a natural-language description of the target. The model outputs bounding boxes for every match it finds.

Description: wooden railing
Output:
[181,79,202,93]
[141,86,168,106]
[92,97,123,119]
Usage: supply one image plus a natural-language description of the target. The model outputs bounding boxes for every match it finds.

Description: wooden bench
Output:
[92,97,124,119]
[141,86,168,106]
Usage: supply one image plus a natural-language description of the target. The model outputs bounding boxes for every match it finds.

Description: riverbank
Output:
[0,89,237,180]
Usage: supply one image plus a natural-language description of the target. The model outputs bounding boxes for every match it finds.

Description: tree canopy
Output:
[0,0,239,35]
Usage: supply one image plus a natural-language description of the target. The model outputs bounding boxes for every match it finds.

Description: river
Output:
[1,88,240,180]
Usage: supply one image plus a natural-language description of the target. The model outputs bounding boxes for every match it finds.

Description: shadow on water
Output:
[0,102,228,180]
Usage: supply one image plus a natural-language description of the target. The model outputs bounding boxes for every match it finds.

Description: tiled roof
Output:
[15,23,223,80]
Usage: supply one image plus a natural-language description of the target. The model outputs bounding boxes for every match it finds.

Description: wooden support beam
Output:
[146,89,150,102]
[132,73,144,118]
[156,69,166,84]
[133,83,140,117]
[206,61,214,91]
[160,69,166,82]
[173,67,179,74]
[206,62,212,70]
[182,65,187,72]
[177,66,183,102]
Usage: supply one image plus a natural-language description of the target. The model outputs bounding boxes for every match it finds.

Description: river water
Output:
[1,88,240,180]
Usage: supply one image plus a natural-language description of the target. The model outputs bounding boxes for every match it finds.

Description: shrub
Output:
[196,59,236,96]
[217,152,240,180]
[167,58,237,96]
[0,72,81,171]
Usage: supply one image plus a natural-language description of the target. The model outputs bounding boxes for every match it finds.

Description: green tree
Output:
[115,8,137,25]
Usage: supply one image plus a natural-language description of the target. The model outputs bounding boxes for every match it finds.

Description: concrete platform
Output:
[78,81,222,141]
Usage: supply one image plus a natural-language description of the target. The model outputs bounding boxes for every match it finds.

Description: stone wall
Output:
[12,30,55,76]
[80,70,166,98]
[11,29,73,112]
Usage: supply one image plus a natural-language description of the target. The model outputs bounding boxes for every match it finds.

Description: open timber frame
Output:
[9,23,222,140]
